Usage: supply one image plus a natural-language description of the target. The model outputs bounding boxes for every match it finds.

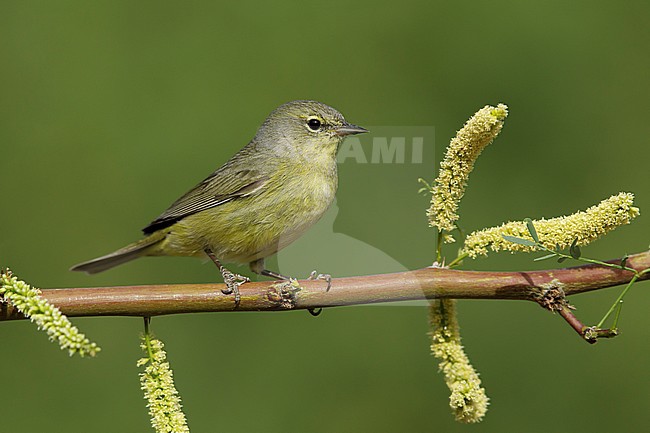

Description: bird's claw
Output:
[308,308,323,317]
[307,270,331,317]
[220,269,249,307]
[309,270,332,292]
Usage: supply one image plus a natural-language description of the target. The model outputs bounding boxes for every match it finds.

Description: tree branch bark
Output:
[2,251,649,322]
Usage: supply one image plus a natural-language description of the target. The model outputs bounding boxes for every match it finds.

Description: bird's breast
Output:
[160,160,338,264]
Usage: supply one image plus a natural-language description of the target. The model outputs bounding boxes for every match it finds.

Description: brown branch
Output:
[2,251,649,323]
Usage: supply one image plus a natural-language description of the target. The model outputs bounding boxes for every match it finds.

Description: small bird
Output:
[71,100,367,303]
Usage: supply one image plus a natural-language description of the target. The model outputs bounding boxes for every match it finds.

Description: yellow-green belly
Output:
[149,171,336,264]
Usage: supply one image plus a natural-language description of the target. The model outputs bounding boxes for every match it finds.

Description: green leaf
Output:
[569,238,581,259]
[502,235,537,247]
[524,218,539,243]
[534,253,558,262]
[557,256,568,263]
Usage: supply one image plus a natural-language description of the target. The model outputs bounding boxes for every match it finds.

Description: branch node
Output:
[266,279,301,309]
[531,279,621,344]
[583,326,619,341]
[534,280,572,312]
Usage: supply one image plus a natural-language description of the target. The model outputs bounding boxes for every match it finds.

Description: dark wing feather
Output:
[142,166,268,234]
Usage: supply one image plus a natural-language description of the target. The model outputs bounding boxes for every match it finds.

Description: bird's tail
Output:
[70,232,166,274]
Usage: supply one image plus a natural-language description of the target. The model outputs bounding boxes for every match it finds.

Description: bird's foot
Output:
[306,270,332,317]
[205,248,249,308]
[309,270,332,292]
[220,268,249,307]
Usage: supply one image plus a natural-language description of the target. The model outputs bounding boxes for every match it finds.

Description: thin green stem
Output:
[596,274,639,329]
[570,256,636,273]
[538,245,637,274]
[437,298,448,327]
[143,316,154,360]
[436,230,444,264]
[612,300,624,330]
[448,252,469,269]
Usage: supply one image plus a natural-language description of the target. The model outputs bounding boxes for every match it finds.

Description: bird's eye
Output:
[306,117,322,131]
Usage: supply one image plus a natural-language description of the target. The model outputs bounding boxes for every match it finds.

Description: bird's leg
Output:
[205,248,249,307]
[260,268,291,280]
[249,258,289,280]
[249,259,329,316]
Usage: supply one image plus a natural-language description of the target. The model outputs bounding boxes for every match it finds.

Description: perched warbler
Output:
[71,100,367,303]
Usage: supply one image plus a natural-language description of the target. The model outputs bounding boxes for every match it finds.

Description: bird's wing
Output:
[142,165,269,234]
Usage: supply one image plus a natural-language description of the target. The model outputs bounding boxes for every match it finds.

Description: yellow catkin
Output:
[428,104,508,242]
[138,335,190,433]
[462,192,640,258]
[429,299,489,423]
[0,270,100,357]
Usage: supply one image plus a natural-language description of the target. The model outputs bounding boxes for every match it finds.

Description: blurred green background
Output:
[2,1,649,432]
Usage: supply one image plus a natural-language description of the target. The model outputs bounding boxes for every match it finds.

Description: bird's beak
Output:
[335,122,368,137]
